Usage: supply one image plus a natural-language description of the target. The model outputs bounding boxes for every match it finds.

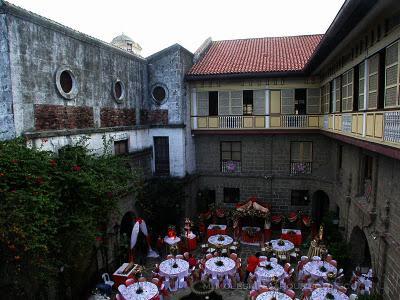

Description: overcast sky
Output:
[9,0,345,56]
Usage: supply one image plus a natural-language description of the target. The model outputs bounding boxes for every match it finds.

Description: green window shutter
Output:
[306,88,321,114]
[253,90,266,115]
[385,41,399,107]
[196,92,209,116]
[281,89,295,114]
[368,54,379,109]
[230,91,243,115]
[358,62,365,110]
[218,91,230,115]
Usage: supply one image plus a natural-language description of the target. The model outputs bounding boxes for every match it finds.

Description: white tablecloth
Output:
[311,287,349,300]
[205,257,236,277]
[303,261,337,279]
[123,282,158,300]
[208,224,227,230]
[164,236,181,245]
[256,291,292,300]
[159,258,189,279]
[270,239,295,253]
[255,261,285,282]
[208,234,233,247]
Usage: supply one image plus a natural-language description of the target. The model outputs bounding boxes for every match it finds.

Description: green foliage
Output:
[0,138,142,297]
[357,294,383,300]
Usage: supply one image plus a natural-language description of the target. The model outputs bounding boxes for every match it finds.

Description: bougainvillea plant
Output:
[0,138,142,297]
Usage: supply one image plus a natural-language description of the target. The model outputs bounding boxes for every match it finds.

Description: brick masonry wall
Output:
[141,109,168,125]
[34,104,94,130]
[100,107,135,127]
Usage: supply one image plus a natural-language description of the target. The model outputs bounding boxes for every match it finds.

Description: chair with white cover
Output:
[167,254,174,259]
[125,278,135,286]
[349,294,358,300]
[178,277,188,289]
[176,254,184,259]
[270,257,278,263]
[169,277,178,292]
[229,245,238,253]
[210,274,219,288]
[285,289,296,299]
[223,275,232,288]
[101,273,114,288]
[312,256,321,261]
[115,294,125,300]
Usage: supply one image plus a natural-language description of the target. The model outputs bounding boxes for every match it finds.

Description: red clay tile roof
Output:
[187,34,324,77]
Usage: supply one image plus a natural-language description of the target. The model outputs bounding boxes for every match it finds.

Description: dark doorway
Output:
[154,137,170,176]
[209,91,218,116]
[350,226,372,269]
[311,190,330,226]
[120,211,136,238]
[295,89,307,115]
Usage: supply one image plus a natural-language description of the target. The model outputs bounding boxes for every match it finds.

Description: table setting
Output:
[121,281,159,300]
[311,287,349,300]
[256,290,292,300]
[208,234,233,249]
[159,258,189,279]
[303,260,337,280]
[268,239,295,255]
[204,256,236,277]
[255,260,285,283]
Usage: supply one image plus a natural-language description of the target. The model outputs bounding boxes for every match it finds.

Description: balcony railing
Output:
[281,115,307,128]
[290,161,312,175]
[219,116,243,129]
[384,111,400,143]
[221,160,241,173]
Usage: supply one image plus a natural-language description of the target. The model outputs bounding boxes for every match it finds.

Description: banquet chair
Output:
[338,286,347,293]
[221,248,228,256]
[312,256,321,261]
[278,254,287,263]
[259,285,269,293]
[176,254,184,259]
[101,273,114,288]
[183,252,190,260]
[178,277,188,289]
[115,294,125,300]
[163,277,170,290]
[301,288,312,300]
[285,289,296,299]
[229,245,238,253]
[169,277,178,292]
[210,274,219,288]
[205,253,213,260]
[349,294,358,300]
[230,252,238,261]
[323,283,333,288]
[207,248,216,254]
[328,259,337,267]
[167,254,174,259]
[249,289,259,300]
[138,276,147,282]
[125,278,135,286]
[270,257,278,263]
[152,277,160,286]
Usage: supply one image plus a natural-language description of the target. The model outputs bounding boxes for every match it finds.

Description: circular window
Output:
[55,67,78,100]
[151,85,168,104]
[113,80,126,103]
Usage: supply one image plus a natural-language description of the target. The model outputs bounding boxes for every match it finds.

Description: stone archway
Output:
[312,190,330,226]
[349,226,372,269]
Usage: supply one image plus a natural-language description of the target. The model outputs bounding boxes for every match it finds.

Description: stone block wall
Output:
[194,133,335,213]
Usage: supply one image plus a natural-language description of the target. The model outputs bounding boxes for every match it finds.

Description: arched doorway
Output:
[312,190,330,226]
[350,226,372,268]
[120,211,136,242]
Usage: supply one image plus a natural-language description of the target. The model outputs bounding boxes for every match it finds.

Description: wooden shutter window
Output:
[253,90,266,115]
[385,41,399,107]
[218,91,230,115]
[196,92,209,116]
[281,89,295,114]
[306,88,321,114]
[358,62,365,110]
[342,69,354,112]
[368,54,379,109]
[335,77,341,112]
[321,84,330,113]
[230,91,243,115]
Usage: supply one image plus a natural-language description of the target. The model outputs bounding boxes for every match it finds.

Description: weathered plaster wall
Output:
[0,12,15,140]
[147,46,193,125]
[6,11,146,135]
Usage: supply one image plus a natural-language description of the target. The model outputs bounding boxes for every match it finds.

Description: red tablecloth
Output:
[281,229,302,246]
[207,224,227,237]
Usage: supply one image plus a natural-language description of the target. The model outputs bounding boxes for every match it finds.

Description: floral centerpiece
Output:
[277,239,285,246]
[215,260,224,267]
[325,292,335,300]
[320,265,328,272]
[217,235,225,241]
[327,271,336,282]
[264,264,273,270]
[245,227,258,237]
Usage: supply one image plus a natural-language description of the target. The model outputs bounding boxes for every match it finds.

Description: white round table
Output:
[256,291,292,300]
[255,261,285,282]
[208,234,233,248]
[124,282,159,300]
[269,239,295,254]
[303,261,337,279]
[205,257,236,277]
[311,287,349,300]
[159,258,189,279]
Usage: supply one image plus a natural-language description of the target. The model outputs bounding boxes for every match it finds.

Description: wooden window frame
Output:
[384,40,400,108]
